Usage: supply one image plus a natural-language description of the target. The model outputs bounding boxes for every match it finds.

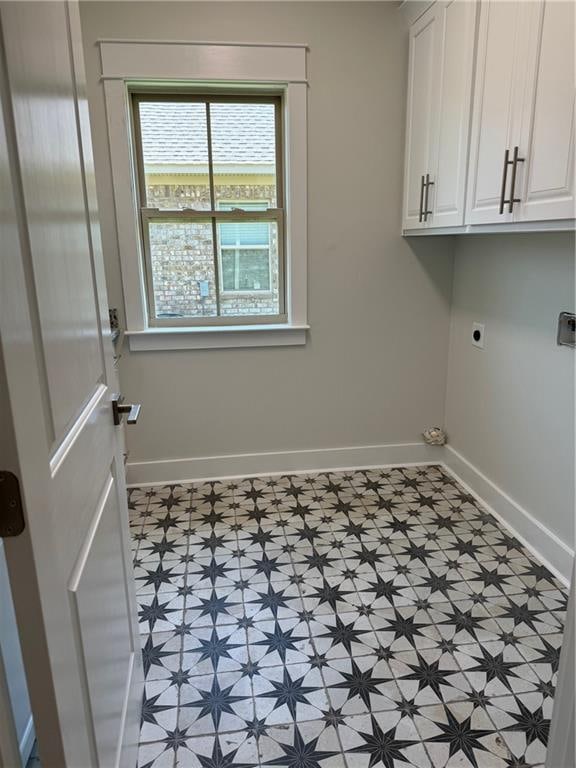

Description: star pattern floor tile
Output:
[129,465,566,767]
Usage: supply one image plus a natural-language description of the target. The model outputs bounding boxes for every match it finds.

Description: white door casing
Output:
[0,2,142,767]
[546,569,575,768]
[0,347,26,768]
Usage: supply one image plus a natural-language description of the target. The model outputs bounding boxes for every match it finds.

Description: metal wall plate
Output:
[0,471,26,537]
[557,312,576,348]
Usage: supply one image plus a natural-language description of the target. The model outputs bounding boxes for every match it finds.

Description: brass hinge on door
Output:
[0,471,25,537]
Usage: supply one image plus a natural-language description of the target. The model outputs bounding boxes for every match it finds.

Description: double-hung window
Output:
[132,94,285,325]
[100,39,307,350]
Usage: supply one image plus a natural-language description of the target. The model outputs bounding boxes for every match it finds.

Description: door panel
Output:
[431,0,476,228]
[2,1,103,439]
[0,2,142,766]
[466,0,528,224]
[519,0,575,222]
[70,469,133,768]
[403,6,439,230]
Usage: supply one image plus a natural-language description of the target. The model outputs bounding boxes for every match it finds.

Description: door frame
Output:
[546,568,574,768]
[0,539,35,768]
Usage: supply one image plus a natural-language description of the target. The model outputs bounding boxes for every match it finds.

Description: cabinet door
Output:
[517,0,575,222]
[402,5,441,231]
[466,1,533,224]
[428,0,477,228]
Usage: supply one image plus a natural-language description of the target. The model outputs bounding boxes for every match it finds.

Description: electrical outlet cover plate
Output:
[472,322,485,349]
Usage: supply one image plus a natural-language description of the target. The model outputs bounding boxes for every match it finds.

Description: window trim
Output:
[127,323,309,352]
[100,39,308,350]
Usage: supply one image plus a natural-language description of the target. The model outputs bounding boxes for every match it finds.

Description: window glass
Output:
[211,102,277,209]
[148,221,217,318]
[219,221,280,316]
[138,101,211,210]
[221,249,270,292]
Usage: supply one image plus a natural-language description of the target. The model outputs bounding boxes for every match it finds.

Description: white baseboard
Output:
[126,442,445,486]
[443,445,573,585]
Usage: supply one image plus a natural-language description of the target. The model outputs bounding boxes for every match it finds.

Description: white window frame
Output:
[100,39,308,351]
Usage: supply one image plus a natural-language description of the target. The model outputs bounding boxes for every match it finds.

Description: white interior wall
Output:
[445,232,575,560]
[80,0,455,469]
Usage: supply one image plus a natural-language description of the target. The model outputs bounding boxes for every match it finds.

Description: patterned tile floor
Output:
[129,465,567,768]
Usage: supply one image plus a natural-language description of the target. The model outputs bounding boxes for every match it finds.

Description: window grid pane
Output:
[138,101,211,209]
[211,102,277,209]
[146,219,218,319]
[143,214,281,321]
[221,247,271,293]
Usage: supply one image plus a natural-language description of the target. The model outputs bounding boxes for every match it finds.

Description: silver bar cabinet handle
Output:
[499,148,512,214]
[424,173,434,222]
[419,175,425,222]
[507,145,525,213]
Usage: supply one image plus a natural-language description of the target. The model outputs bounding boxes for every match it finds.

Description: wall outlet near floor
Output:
[472,322,485,349]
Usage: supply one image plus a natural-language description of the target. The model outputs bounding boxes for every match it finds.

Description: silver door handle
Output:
[112,394,141,425]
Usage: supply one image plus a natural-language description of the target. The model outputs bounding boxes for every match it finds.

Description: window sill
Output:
[126,324,309,351]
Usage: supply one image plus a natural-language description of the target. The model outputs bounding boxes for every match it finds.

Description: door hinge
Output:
[0,471,26,537]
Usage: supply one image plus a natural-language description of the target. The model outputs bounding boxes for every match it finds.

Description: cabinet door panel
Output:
[466,1,529,224]
[402,6,439,230]
[429,0,477,228]
[518,0,575,222]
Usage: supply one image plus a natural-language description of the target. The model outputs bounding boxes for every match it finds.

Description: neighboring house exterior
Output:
[140,102,280,318]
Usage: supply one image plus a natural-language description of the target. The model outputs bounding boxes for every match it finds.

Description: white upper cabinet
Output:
[403,0,575,234]
[466,0,575,227]
[403,0,477,231]
[430,0,477,227]
[517,0,575,222]
[403,5,440,231]
[465,1,533,225]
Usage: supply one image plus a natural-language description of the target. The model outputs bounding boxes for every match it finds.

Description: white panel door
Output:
[465,0,534,224]
[0,2,142,767]
[517,0,575,223]
[428,0,477,228]
[402,4,440,230]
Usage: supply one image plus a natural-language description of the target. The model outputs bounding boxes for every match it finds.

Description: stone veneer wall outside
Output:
[146,182,280,318]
